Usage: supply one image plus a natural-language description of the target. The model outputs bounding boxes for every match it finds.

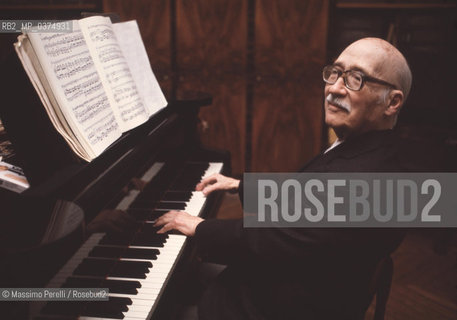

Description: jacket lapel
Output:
[300,130,395,171]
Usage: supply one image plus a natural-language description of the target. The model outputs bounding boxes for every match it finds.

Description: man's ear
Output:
[384,90,404,116]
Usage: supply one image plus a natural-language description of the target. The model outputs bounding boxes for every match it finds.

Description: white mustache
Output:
[326,93,351,112]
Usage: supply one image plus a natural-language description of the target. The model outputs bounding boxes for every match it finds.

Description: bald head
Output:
[343,38,412,101]
[324,38,413,139]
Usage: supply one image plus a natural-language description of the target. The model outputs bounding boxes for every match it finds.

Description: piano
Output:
[0,51,230,320]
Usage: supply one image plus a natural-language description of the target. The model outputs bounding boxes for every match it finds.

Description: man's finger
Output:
[202,183,221,196]
[154,210,179,227]
[157,223,173,234]
[196,174,218,190]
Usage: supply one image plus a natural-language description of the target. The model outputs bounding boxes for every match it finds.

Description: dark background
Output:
[0,1,456,319]
[0,0,456,176]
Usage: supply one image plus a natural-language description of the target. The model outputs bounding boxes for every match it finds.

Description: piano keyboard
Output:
[33,162,223,320]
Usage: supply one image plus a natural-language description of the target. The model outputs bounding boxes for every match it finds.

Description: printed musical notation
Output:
[106,65,130,85]
[31,25,121,154]
[86,113,119,146]
[80,19,148,128]
[119,100,145,122]
[99,46,123,64]
[89,26,115,43]
[54,54,93,80]
[112,20,167,116]
[113,84,138,104]
[42,33,85,57]
[21,16,162,159]
[63,72,103,102]
[72,93,110,124]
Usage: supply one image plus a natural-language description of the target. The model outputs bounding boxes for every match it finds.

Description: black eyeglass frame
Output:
[323,65,397,91]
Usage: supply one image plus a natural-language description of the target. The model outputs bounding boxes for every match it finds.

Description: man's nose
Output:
[327,76,347,95]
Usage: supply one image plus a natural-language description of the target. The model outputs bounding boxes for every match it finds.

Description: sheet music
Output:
[79,16,149,131]
[113,20,167,116]
[27,23,122,158]
[15,35,86,159]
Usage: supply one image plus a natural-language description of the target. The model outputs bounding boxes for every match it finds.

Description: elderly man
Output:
[155,38,414,319]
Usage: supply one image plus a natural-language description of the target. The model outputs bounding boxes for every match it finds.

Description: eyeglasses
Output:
[322,65,397,91]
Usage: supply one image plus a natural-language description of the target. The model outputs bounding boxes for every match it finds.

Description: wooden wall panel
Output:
[180,75,246,176]
[103,0,171,93]
[177,0,247,175]
[252,0,328,171]
[102,0,328,175]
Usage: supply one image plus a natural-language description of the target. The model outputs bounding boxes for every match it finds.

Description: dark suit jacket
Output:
[193,129,453,320]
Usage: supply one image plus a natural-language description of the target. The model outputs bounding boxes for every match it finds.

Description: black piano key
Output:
[89,246,159,260]
[40,297,133,318]
[63,277,141,295]
[90,299,129,312]
[131,235,166,247]
[147,209,169,220]
[129,199,157,209]
[124,247,159,259]
[99,233,134,246]
[169,162,209,191]
[35,317,78,320]
[182,162,210,175]
[102,280,141,294]
[111,260,152,279]
[130,200,187,210]
[74,259,151,279]
[134,189,162,202]
[81,299,129,318]
[42,301,85,316]
[80,308,124,319]
[127,208,170,222]
[146,210,170,221]
[109,296,133,305]
[127,208,154,220]
[162,191,193,201]
[103,279,141,294]
[63,276,102,288]
[139,223,167,233]
[74,259,114,277]
[154,201,187,210]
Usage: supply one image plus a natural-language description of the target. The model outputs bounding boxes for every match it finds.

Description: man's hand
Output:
[154,210,203,236]
[196,173,240,196]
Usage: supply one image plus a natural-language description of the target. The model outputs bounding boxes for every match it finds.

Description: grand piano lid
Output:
[0,197,84,254]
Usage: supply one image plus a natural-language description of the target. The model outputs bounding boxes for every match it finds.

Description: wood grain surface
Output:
[176,0,247,175]
[252,0,328,171]
[103,0,329,175]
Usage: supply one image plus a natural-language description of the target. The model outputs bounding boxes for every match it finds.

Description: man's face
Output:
[324,41,391,139]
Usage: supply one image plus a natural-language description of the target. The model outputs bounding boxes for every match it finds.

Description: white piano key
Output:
[184,162,223,217]
[202,162,224,179]
[38,162,223,320]
[184,191,207,217]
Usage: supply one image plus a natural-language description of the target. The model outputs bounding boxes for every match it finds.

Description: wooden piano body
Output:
[0,51,230,320]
